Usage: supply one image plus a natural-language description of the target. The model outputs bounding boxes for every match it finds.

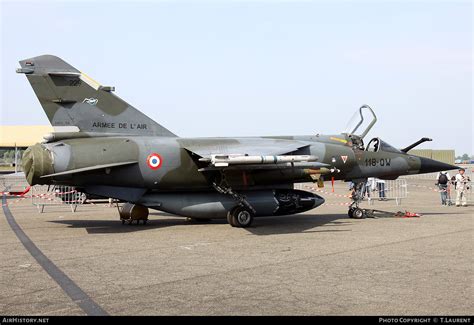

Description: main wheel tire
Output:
[227,212,238,227]
[352,208,365,219]
[348,208,354,218]
[230,206,254,228]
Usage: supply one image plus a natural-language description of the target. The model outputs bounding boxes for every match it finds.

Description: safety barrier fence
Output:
[296,179,408,206]
[1,184,86,212]
[31,185,86,212]
[0,175,29,194]
[2,180,120,212]
[378,179,408,205]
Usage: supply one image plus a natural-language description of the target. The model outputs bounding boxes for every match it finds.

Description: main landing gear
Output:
[227,205,254,228]
[212,180,256,228]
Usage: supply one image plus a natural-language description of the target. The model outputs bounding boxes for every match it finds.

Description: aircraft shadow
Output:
[246,214,352,236]
[50,217,195,234]
[49,213,352,235]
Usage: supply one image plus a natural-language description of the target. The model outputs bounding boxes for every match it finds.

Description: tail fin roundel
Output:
[17,55,176,137]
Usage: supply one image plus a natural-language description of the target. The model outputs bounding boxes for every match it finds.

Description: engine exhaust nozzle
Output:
[22,143,54,185]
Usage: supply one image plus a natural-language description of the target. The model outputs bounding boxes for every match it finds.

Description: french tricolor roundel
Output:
[147,153,163,170]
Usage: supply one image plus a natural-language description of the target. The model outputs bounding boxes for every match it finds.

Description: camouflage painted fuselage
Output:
[24,133,436,191]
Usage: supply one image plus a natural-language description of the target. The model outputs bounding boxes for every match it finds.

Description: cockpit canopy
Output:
[343,104,377,139]
[342,105,402,153]
[366,137,402,153]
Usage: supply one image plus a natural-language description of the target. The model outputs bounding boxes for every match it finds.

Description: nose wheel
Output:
[349,207,365,219]
[348,180,367,219]
[348,208,354,218]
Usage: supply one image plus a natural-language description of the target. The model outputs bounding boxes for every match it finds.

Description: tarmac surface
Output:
[1,179,472,315]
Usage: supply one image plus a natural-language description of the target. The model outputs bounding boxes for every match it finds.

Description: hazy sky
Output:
[1,0,472,155]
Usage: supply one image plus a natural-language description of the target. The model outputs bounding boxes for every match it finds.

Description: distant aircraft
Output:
[17,55,458,226]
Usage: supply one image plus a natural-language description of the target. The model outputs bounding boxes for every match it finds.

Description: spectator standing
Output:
[436,171,450,205]
[455,168,470,207]
[376,178,387,201]
[365,177,375,201]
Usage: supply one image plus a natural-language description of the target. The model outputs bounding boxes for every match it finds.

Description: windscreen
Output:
[379,140,402,153]
[366,138,402,153]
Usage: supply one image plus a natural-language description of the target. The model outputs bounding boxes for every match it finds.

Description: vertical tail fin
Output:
[17,55,176,137]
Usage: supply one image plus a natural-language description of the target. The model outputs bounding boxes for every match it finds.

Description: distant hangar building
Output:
[0,126,54,172]
[408,149,455,165]
[0,125,54,148]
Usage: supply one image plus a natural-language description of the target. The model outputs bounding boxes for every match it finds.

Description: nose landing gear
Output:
[348,206,365,219]
[348,181,367,219]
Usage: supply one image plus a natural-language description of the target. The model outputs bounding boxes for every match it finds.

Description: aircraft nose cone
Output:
[418,157,459,174]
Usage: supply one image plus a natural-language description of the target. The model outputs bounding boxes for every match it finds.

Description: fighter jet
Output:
[17,55,458,226]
